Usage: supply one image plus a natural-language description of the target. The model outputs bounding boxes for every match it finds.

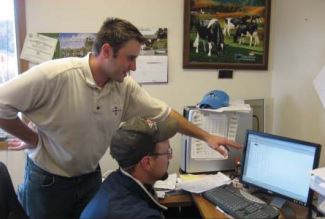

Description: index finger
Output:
[225,139,242,149]
[7,138,22,145]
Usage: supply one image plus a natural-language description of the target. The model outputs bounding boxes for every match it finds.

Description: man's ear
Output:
[100,43,112,58]
[139,156,152,171]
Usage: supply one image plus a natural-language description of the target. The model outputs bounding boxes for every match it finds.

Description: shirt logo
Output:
[112,106,122,116]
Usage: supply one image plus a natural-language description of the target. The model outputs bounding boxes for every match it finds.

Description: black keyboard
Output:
[203,184,279,219]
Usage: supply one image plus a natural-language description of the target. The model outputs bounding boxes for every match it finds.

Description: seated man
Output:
[80,116,178,219]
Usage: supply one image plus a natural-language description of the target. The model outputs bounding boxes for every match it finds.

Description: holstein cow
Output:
[193,18,224,56]
[223,18,235,37]
[223,17,243,37]
[233,17,260,47]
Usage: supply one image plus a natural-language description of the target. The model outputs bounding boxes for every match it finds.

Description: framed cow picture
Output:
[183,0,271,70]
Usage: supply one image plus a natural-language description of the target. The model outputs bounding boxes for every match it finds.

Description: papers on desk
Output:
[178,172,231,194]
[154,173,177,199]
[154,173,177,191]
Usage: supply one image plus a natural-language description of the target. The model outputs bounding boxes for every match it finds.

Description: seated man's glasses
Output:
[149,147,172,158]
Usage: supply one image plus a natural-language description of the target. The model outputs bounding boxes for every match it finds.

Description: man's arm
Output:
[168,109,242,156]
[0,118,38,150]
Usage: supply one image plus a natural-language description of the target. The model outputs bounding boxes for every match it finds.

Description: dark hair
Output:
[110,131,156,169]
[122,143,159,174]
[93,17,147,57]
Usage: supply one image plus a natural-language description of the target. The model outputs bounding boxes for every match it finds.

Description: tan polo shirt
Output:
[0,54,170,177]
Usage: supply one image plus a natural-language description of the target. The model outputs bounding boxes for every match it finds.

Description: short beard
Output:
[159,172,169,181]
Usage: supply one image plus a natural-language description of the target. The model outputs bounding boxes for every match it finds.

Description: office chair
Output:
[0,161,28,219]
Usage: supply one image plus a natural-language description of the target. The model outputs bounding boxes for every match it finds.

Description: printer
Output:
[180,106,252,173]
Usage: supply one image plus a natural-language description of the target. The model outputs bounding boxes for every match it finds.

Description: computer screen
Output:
[240,130,321,207]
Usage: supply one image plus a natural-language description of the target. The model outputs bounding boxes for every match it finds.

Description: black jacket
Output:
[80,169,166,219]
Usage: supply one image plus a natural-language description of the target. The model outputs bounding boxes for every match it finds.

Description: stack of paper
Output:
[154,173,178,199]
[177,172,231,193]
[154,173,177,191]
[199,101,252,113]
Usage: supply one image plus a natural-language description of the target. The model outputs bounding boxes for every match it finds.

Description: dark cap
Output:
[110,116,178,168]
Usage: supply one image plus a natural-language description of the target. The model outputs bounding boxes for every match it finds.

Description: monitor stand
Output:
[270,196,286,208]
[271,197,296,219]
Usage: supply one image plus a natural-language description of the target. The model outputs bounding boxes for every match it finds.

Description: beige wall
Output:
[4,0,325,188]
[270,0,325,166]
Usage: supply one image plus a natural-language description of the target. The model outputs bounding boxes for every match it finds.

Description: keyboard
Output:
[203,184,279,219]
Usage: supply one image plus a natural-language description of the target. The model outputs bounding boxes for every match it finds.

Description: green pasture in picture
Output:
[189,32,264,64]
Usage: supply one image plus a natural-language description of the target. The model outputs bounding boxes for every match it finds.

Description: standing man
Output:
[81,116,178,219]
[0,17,240,219]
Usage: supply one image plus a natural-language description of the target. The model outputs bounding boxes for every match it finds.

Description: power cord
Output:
[253,115,260,131]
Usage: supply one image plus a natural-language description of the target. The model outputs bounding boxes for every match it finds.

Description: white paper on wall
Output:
[314,64,325,109]
[20,33,57,64]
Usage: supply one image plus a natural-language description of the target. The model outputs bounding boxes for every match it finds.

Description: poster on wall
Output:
[31,29,168,84]
[183,0,271,70]
[39,33,96,59]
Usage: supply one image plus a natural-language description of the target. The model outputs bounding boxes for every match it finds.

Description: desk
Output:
[160,192,310,219]
[160,192,225,218]
[159,193,193,208]
[192,193,227,218]
[0,141,8,150]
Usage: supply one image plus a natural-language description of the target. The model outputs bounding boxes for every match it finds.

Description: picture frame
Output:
[183,0,271,70]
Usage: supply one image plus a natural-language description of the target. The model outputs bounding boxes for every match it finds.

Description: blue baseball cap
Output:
[199,90,229,109]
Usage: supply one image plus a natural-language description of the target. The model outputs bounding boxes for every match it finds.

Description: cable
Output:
[253,115,260,131]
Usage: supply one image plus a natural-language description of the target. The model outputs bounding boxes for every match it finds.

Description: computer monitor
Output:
[240,130,321,207]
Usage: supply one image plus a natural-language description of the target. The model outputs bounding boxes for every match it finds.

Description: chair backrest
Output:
[0,161,28,219]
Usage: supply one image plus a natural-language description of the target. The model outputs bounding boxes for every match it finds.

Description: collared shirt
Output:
[0,54,170,176]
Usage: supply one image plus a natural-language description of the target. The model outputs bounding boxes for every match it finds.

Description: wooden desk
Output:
[192,193,227,218]
[0,141,8,150]
[193,193,309,219]
[159,193,193,208]
[159,192,225,218]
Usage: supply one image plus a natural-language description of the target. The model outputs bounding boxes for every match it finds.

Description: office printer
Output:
[180,106,252,173]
